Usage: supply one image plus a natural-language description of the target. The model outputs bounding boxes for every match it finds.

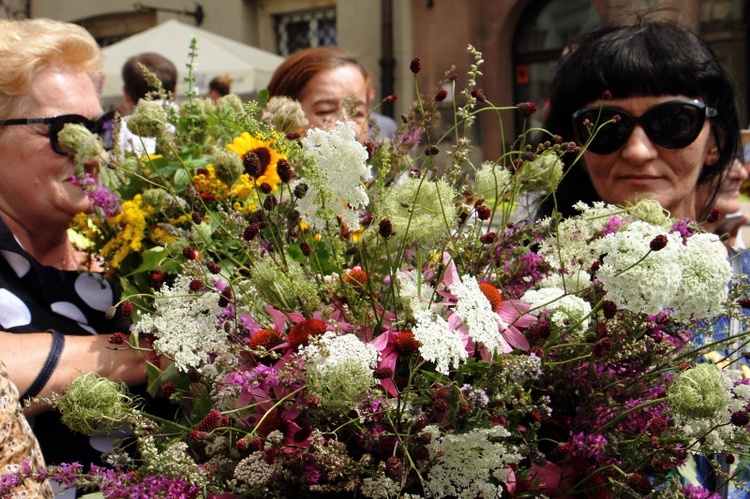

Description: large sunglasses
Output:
[572,99,717,155]
[0,111,115,156]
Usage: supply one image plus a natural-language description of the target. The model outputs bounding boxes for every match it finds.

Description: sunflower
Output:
[226,132,284,195]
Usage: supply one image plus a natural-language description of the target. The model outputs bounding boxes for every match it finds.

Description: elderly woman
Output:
[539,19,739,222]
[267,47,372,143]
[0,18,147,468]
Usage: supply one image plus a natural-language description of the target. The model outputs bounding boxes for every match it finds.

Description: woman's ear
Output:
[706,145,719,166]
[706,132,720,166]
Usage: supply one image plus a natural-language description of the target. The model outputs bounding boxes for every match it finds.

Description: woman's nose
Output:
[619,125,658,163]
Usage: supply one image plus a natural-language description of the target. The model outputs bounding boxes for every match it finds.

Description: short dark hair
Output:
[539,19,740,219]
[122,52,177,103]
[209,74,233,97]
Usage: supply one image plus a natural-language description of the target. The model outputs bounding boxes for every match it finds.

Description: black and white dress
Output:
[0,217,130,467]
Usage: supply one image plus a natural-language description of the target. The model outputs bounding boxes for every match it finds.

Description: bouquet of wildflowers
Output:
[8,43,750,499]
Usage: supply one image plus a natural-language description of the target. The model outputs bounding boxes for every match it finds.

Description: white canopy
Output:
[98,19,284,101]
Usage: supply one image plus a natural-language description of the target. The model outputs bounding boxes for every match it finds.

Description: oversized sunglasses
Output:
[572,99,717,155]
[0,111,115,156]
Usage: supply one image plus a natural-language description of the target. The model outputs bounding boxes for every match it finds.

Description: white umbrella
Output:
[98,19,284,101]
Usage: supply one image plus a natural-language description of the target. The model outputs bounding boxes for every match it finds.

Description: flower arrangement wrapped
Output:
[8,43,750,499]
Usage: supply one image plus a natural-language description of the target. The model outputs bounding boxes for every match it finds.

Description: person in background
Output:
[701,156,749,251]
[538,19,738,223]
[208,74,233,101]
[0,17,147,478]
[120,52,177,154]
[267,47,371,143]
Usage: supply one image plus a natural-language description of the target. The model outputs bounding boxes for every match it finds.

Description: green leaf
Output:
[130,246,169,274]
[145,362,190,397]
[173,168,191,192]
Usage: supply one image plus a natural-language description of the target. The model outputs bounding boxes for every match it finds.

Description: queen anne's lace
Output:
[412,310,468,375]
[595,221,729,322]
[424,425,521,499]
[451,275,510,354]
[295,122,371,231]
[137,275,227,372]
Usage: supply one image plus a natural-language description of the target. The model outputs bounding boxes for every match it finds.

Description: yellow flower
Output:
[226,132,284,194]
[100,194,154,269]
[192,164,230,201]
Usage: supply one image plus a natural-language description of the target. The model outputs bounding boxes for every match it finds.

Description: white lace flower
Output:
[425,425,521,499]
[595,221,684,317]
[412,310,468,375]
[396,269,435,316]
[450,275,509,354]
[137,275,227,372]
[672,232,731,322]
[301,332,378,410]
[296,122,371,231]
[521,286,591,331]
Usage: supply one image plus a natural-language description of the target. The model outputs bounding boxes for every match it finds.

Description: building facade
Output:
[2,0,748,160]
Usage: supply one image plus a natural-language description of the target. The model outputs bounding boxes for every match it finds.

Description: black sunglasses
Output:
[572,99,718,155]
[0,111,115,156]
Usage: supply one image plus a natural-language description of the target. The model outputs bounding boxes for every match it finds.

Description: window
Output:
[275,8,337,56]
[512,0,599,132]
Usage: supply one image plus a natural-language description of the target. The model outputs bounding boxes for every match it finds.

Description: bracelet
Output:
[21,329,65,401]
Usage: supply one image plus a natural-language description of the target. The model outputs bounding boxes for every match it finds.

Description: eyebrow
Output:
[312,97,366,107]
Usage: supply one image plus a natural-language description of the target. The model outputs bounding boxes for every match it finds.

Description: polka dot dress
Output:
[0,218,129,468]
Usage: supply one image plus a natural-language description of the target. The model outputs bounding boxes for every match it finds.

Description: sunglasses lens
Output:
[50,113,115,155]
[574,109,633,155]
[96,112,115,150]
[642,103,705,149]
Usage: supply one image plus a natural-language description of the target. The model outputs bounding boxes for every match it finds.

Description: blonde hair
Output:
[0,18,102,124]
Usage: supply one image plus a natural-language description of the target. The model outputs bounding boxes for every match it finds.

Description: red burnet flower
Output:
[206,261,221,274]
[517,102,537,118]
[409,57,422,74]
[108,332,126,345]
[276,158,293,183]
[470,88,485,102]
[189,279,204,292]
[434,89,448,102]
[627,474,652,495]
[379,218,393,239]
[373,367,394,379]
[475,204,492,221]
[161,382,176,396]
[649,234,669,251]
[480,232,497,244]
[382,94,398,104]
[120,300,133,317]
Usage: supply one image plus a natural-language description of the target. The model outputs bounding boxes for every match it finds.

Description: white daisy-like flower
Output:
[137,275,227,372]
[450,275,510,354]
[296,122,371,231]
[412,310,468,375]
[521,286,592,331]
